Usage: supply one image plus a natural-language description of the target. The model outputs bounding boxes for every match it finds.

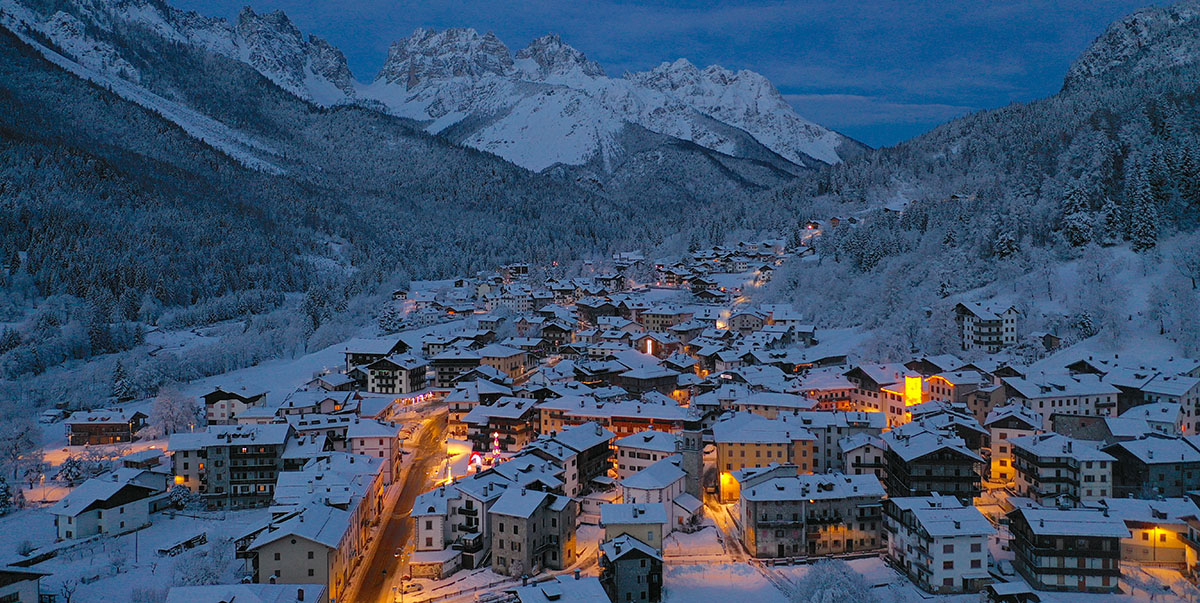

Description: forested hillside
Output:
[763,0,1200,358]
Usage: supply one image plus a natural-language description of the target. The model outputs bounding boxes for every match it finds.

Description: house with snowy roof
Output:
[523,422,615,496]
[202,387,268,425]
[601,503,668,549]
[1084,496,1200,568]
[65,409,147,446]
[488,487,576,577]
[1104,433,1200,498]
[620,455,700,534]
[882,426,983,503]
[599,534,662,603]
[341,336,410,370]
[984,402,1042,484]
[241,505,356,603]
[49,476,158,540]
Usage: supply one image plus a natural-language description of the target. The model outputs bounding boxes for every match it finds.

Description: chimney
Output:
[574,569,581,580]
[297,588,305,602]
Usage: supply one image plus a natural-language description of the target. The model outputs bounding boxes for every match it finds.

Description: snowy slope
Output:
[0,0,355,105]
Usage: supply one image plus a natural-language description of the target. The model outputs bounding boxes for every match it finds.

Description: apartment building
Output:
[1008,506,1128,593]
[882,428,983,503]
[168,424,293,509]
[614,430,680,480]
[884,494,995,594]
[984,403,1041,484]
[739,473,885,559]
[954,302,1018,353]
[711,413,816,501]
[1009,433,1114,504]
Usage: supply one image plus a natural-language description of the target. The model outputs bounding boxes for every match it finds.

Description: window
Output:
[308,569,315,577]
[970,543,981,553]
[274,553,281,561]
[943,544,954,554]
[308,551,314,559]
[943,561,954,570]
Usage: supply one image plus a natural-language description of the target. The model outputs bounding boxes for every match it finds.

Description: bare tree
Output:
[60,579,78,603]
[151,384,201,436]
[1173,235,1200,289]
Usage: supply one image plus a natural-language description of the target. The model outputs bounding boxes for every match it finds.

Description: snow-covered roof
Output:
[462,397,539,423]
[601,503,667,525]
[882,429,983,464]
[1008,433,1115,462]
[984,403,1042,429]
[1120,402,1183,424]
[1013,507,1131,538]
[248,505,352,551]
[1004,373,1120,399]
[600,533,661,561]
[1086,497,1200,527]
[908,502,995,538]
[1108,435,1200,465]
[341,336,405,356]
[622,455,685,491]
[65,409,144,425]
[742,473,884,502]
[489,487,557,519]
[711,412,815,445]
[48,478,155,516]
[165,584,326,603]
[508,576,610,603]
[169,423,292,451]
[614,430,679,454]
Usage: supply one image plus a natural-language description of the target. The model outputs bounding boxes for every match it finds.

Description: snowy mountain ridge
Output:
[361,27,863,170]
[0,0,862,173]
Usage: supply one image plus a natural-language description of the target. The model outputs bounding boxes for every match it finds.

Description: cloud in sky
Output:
[172,0,1167,146]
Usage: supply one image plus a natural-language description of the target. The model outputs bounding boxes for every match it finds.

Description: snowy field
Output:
[0,506,268,602]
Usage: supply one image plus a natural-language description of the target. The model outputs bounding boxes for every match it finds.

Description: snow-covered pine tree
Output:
[1127,161,1159,252]
[112,359,135,402]
[1096,195,1123,245]
[1060,185,1093,247]
[0,479,11,516]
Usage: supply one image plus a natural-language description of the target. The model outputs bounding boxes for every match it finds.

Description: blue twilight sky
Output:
[172,0,1165,148]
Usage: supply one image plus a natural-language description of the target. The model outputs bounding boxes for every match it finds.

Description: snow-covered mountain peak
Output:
[1064,0,1200,89]
[514,33,605,81]
[376,27,514,88]
[232,7,355,101]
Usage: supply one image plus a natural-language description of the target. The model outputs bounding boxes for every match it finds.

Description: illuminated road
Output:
[353,411,447,603]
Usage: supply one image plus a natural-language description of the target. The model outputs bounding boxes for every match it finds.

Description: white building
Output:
[884,494,995,594]
[49,478,157,540]
[614,431,680,480]
[620,455,701,533]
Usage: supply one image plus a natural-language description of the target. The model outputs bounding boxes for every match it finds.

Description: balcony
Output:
[458,506,479,517]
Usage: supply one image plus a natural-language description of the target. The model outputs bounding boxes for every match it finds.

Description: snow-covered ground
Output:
[664,563,788,603]
[0,506,267,602]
